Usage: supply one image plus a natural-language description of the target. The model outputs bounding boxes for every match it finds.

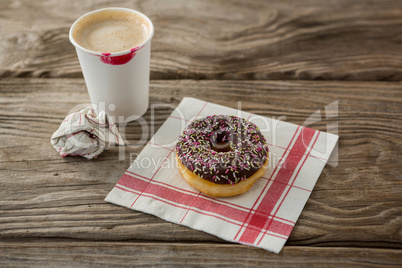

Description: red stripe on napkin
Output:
[125,170,298,226]
[237,127,317,244]
[117,174,294,237]
[256,130,320,245]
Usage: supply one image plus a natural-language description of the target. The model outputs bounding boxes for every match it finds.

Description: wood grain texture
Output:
[2,0,402,266]
[1,241,401,267]
[2,0,402,80]
[1,78,401,253]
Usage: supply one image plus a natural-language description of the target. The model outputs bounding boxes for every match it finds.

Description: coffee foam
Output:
[73,9,151,54]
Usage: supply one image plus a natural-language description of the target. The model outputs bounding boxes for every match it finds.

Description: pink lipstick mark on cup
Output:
[100,47,142,65]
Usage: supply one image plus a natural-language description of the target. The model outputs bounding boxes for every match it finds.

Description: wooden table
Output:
[1,0,401,266]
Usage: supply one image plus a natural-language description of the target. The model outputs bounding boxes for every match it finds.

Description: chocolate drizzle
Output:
[176,115,269,185]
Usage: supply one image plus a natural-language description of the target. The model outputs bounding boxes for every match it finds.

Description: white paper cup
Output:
[69,7,154,122]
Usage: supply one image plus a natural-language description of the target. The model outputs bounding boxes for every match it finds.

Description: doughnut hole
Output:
[211,130,232,152]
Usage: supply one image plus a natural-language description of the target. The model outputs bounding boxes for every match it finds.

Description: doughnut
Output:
[176,115,269,197]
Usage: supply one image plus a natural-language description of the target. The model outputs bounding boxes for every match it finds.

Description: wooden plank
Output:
[2,0,402,80]
[0,79,401,250]
[1,241,401,267]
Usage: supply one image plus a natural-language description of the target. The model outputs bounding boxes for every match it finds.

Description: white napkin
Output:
[105,97,338,253]
[51,107,124,159]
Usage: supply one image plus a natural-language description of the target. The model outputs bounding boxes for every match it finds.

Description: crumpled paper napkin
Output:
[105,97,338,253]
[51,107,124,159]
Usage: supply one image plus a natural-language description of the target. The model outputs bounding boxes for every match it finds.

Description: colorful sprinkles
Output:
[176,115,269,185]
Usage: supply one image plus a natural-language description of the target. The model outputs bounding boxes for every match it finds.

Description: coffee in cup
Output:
[72,9,150,54]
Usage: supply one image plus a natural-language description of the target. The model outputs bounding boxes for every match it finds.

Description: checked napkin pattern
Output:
[105,97,338,253]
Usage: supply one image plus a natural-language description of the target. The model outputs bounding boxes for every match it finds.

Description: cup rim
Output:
[69,7,154,57]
